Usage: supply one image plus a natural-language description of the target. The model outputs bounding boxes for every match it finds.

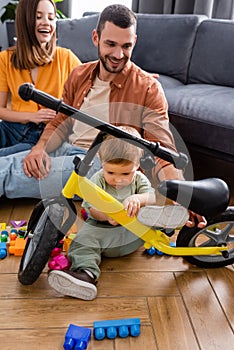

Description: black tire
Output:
[176,207,234,268]
[18,198,77,285]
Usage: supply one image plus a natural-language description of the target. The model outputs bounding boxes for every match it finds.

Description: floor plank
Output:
[0,198,14,224]
[0,327,157,350]
[115,325,157,350]
[98,271,180,297]
[101,248,200,272]
[148,296,199,349]
[10,198,38,220]
[175,271,234,349]
[1,197,234,349]
[206,266,234,330]
[1,298,150,329]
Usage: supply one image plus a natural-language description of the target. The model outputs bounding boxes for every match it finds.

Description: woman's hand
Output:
[29,109,56,124]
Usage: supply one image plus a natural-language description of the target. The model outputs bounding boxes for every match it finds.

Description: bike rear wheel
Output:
[18,198,76,285]
[176,207,234,268]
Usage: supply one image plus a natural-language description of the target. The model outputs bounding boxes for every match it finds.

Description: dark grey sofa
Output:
[57,14,234,192]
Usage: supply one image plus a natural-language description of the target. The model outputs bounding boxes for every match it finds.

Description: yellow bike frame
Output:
[63,171,228,257]
[18,83,229,258]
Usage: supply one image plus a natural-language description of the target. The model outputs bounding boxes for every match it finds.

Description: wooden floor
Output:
[0,197,234,350]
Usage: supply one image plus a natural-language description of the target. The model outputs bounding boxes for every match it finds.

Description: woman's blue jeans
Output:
[0,121,45,156]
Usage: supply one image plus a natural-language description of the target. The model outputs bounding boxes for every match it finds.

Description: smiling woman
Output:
[0,0,81,157]
[15,0,57,68]
[36,1,57,44]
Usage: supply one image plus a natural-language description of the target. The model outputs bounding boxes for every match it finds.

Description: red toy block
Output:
[81,208,88,221]
[48,254,71,270]
[51,246,63,257]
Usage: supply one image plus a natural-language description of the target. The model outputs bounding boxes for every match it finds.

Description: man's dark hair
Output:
[96,4,137,37]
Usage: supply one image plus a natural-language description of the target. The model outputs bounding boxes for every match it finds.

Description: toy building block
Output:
[63,233,76,255]
[8,237,26,256]
[9,230,17,241]
[17,229,27,238]
[145,241,176,256]
[93,318,141,340]
[0,223,6,230]
[0,242,7,259]
[48,254,71,270]
[81,208,88,221]
[63,324,91,350]
[51,246,63,257]
[50,239,65,258]
[10,220,27,228]
[0,230,9,243]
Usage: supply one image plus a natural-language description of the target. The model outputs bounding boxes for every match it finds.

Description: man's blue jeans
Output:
[0,121,45,156]
[0,142,101,199]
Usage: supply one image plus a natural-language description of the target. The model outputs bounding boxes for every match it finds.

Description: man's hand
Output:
[151,73,159,79]
[186,211,207,228]
[164,198,207,229]
[23,146,51,180]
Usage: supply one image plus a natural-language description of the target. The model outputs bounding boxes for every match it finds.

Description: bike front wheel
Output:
[176,207,234,268]
[18,198,76,285]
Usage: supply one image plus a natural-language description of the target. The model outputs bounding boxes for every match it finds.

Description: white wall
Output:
[0,0,9,50]
[71,0,132,19]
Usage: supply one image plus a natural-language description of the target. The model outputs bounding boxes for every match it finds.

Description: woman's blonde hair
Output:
[11,0,57,69]
[99,126,143,166]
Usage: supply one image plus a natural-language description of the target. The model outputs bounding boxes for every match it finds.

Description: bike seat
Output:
[158,178,230,217]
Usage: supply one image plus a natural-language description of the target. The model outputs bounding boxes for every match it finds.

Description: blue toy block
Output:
[10,228,18,234]
[0,242,7,259]
[63,324,91,350]
[146,241,176,256]
[93,318,141,340]
[146,246,158,256]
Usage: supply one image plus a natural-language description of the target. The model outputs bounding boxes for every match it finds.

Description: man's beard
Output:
[99,48,128,74]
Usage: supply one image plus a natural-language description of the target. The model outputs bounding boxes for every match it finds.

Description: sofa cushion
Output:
[163,84,234,158]
[132,14,206,83]
[158,75,185,89]
[189,19,234,87]
[57,15,99,62]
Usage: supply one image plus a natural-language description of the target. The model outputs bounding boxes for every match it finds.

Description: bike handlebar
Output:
[18,83,188,170]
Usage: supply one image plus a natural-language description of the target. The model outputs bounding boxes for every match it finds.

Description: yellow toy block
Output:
[8,237,26,256]
[0,223,6,230]
[62,222,78,254]
[63,233,76,255]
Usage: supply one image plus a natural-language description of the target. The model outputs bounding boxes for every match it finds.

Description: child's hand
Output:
[123,195,141,217]
[108,218,119,226]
